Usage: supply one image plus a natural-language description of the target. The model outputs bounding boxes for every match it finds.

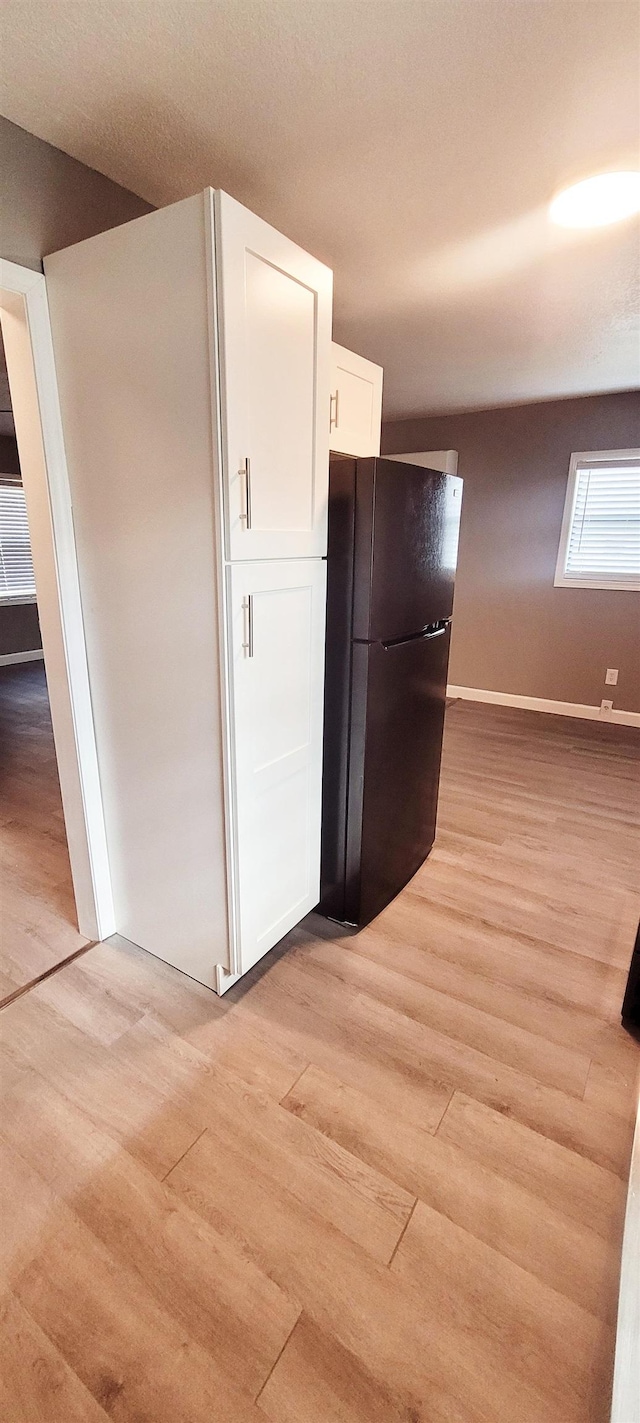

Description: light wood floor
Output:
[0,661,88,1006]
[1,698,639,1422]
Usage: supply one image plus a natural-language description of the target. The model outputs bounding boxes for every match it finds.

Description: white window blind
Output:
[555,451,640,591]
[0,485,37,600]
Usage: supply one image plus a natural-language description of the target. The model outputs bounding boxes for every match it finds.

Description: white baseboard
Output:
[0,649,45,667]
[447,684,640,729]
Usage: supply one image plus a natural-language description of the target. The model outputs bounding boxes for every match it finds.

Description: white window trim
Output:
[554,448,640,592]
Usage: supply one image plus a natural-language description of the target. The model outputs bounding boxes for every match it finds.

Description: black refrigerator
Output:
[320,455,463,927]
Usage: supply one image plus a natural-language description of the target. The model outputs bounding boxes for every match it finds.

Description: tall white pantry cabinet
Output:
[45,190,332,993]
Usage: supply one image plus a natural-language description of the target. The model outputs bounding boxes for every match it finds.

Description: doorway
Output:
[0,259,114,1001]
[0,329,86,1001]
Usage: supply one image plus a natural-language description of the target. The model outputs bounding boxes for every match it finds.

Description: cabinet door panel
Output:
[228,559,326,974]
[215,191,332,561]
[330,343,383,457]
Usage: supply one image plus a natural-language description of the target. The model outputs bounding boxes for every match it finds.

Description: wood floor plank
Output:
[257,1310,470,1423]
[0,1047,116,1195]
[0,664,87,1002]
[435,825,637,898]
[287,930,593,1096]
[409,854,637,969]
[75,936,309,1100]
[113,999,307,1108]
[72,1149,301,1400]
[166,1123,558,1423]
[68,933,230,1037]
[283,1063,621,1321]
[160,1056,415,1264]
[530,819,640,892]
[437,1090,628,1237]
[15,1203,268,1422]
[0,1294,108,1423]
[0,1137,59,1294]
[391,1198,614,1422]
[259,958,632,1174]
[583,1057,640,1123]
[362,892,630,1021]
[304,910,635,1072]
[0,997,204,1181]
[215,963,454,1132]
[34,958,146,1046]
[0,1069,301,1399]
[0,899,88,998]
[1,696,638,1422]
[354,991,633,1174]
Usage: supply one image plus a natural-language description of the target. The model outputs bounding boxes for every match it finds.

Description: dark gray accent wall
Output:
[1,120,151,658]
[0,116,152,271]
[0,434,20,477]
[0,602,42,658]
[382,391,640,713]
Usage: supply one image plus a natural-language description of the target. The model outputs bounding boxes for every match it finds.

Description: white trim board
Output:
[611,1097,640,1423]
[0,648,44,666]
[447,685,640,729]
[0,258,114,939]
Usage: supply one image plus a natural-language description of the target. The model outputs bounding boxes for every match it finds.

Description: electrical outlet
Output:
[605,668,618,686]
[600,699,614,714]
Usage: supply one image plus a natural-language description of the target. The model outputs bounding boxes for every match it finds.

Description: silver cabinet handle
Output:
[239,457,252,529]
[242,595,254,658]
[329,390,339,430]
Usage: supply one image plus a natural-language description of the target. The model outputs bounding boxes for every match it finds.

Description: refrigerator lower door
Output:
[344,623,451,926]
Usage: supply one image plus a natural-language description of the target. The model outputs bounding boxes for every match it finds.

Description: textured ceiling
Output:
[1,0,639,417]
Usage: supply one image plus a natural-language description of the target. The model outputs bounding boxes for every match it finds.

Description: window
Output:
[554,449,640,591]
[0,484,36,602]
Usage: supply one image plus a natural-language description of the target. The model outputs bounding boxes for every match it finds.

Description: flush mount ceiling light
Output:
[549,171,640,228]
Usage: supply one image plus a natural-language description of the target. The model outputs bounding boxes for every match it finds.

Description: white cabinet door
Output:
[215,191,332,561]
[329,342,383,457]
[228,558,326,975]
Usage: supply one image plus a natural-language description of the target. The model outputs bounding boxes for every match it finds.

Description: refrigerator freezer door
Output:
[343,623,451,926]
[352,459,462,642]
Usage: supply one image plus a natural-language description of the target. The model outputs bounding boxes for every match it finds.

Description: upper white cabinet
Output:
[329,342,383,457]
[216,191,333,561]
[228,558,326,976]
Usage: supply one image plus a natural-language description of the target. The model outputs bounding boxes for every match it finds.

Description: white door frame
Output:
[0,258,114,940]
